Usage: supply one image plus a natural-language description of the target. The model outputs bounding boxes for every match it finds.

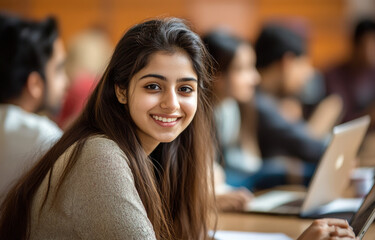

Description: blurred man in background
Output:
[0,12,68,203]
[325,18,375,131]
[254,23,316,123]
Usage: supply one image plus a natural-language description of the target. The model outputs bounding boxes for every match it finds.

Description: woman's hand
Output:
[297,218,358,240]
[216,188,253,212]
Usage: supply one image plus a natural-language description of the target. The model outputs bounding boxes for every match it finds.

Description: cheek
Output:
[57,72,69,89]
[365,42,375,65]
[287,65,310,92]
[181,96,198,121]
[130,93,159,116]
[46,72,65,98]
[227,74,240,92]
[229,74,250,97]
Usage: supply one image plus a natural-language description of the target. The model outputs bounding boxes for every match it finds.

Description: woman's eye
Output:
[179,86,193,93]
[145,84,160,90]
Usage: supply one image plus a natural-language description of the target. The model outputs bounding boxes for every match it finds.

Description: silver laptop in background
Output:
[246,115,371,217]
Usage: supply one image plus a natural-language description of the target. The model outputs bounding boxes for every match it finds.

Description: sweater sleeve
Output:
[256,91,326,163]
[70,137,156,240]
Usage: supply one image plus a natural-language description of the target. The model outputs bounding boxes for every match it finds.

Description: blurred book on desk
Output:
[209,230,292,240]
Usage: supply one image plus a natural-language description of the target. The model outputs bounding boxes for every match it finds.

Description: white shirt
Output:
[214,98,262,173]
[0,104,62,203]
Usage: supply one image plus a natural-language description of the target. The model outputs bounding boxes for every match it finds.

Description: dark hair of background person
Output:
[0,12,58,103]
[202,31,242,73]
[353,18,375,46]
[0,18,216,240]
[254,24,306,69]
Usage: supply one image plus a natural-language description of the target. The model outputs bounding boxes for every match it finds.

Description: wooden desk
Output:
[216,212,375,239]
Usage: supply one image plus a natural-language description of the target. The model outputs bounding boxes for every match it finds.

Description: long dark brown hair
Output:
[0,18,216,240]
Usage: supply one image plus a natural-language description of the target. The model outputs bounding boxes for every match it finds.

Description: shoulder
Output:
[0,105,62,157]
[214,98,241,144]
[63,135,136,207]
[82,135,121,152]
[73,135,134,188]
[255,91,280,118]
[65,136,156,239]
[0,104,62,141]
[79,135,129,165]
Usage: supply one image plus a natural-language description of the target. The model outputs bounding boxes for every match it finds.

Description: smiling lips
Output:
[151,114,180,127]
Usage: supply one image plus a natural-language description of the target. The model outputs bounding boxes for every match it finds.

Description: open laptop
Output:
[350,182,375,239]
[246,115,371,217]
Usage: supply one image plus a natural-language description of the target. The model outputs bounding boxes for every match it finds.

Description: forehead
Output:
[233,44,254,61]
[136,50,197,78]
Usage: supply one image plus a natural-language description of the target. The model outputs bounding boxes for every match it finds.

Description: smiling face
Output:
[116,50,198,154]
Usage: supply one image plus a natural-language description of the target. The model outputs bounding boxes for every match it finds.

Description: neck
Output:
[143,142,159,156]
[4,96,37,113]
[137,134,159,155]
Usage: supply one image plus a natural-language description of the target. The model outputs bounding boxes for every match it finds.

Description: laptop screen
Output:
[350,182,375,239]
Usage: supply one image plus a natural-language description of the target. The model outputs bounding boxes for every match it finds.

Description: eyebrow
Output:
[139,74,197,83]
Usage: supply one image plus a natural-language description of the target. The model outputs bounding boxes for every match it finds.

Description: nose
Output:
[160,89,180,112]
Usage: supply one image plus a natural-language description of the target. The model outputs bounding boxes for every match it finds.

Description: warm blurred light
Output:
[0,0,374,68]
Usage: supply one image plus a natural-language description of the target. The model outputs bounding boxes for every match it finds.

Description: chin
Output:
[237,96,253,103]
[156,134,180,143]
[159,138,178,143]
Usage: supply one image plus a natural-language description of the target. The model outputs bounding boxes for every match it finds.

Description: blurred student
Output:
[0,17,358,240]
[0,13,68,203]
[57,26,113,130]
[203,30,325,191]
[325,18,375,130]
[254,23,318,123]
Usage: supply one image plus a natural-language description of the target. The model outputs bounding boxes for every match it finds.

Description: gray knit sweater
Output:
[29,136,156,240]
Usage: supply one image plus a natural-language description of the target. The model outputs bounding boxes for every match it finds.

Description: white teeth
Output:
[152,115,177,123]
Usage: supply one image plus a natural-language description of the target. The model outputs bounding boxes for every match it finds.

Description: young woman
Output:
[0,18,356,240]
[203,31,325,191]
[0,18,215,240]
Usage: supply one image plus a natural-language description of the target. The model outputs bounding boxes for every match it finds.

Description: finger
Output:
[324,218,350,228]
[230,198,245,211]
[230,191,252,204]
[330,226,356,238]
[327,237,355,240]
[235,188,254,200]
[237,187,254,196]
[239,191,254,201]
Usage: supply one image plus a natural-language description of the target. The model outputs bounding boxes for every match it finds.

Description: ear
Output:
[26,71,44,100]
[115,85,127,104]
